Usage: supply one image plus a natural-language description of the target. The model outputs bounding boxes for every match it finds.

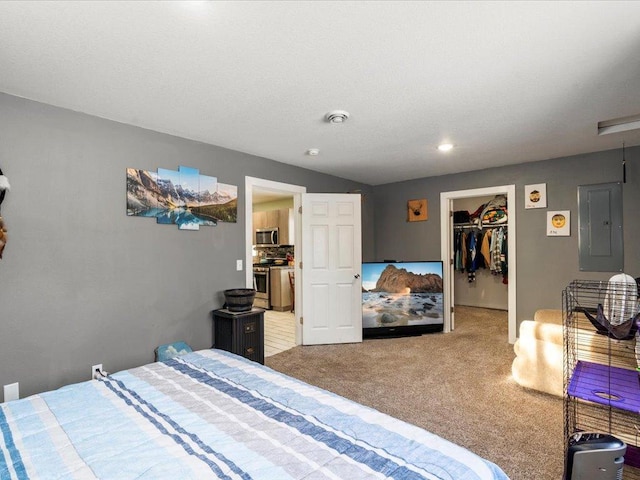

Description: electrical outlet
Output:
[91,364,103,380]
[236,259,243,271]
[3,383,19,402]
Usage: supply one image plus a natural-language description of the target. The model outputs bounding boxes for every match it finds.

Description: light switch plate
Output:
[236,259,243,271]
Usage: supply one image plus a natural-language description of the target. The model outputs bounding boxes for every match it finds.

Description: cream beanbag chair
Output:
[512,310,564,397]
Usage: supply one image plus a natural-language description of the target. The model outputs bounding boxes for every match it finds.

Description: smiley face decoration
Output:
[0,168,10,259]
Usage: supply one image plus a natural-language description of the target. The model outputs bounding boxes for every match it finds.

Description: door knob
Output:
[354,274,360,279]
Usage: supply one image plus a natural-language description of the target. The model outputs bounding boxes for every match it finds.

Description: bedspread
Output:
[1,349,508,479]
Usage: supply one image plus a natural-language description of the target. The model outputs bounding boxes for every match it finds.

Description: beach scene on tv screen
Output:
[362,262,444,329]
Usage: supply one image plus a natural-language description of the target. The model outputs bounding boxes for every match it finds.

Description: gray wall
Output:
[372,146,640,332]
[3,89,638,400]
[0,93,374,400]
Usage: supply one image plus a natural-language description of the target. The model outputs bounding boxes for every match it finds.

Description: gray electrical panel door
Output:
[578,182,623,272]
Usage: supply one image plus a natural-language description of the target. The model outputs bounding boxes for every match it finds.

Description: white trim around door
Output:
[245,177,306,345]
[440,185,516,344]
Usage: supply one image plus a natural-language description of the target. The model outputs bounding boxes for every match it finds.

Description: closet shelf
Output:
[453,222,507,229]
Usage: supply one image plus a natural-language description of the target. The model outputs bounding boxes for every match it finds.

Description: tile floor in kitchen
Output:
[264,309,296,357]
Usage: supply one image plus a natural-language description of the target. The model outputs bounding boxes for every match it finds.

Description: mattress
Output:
[1,349,509,479]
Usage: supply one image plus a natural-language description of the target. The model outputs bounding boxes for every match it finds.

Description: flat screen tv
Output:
[362,261,444,338]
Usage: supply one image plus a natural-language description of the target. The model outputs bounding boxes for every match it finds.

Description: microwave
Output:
[256,228,279,246]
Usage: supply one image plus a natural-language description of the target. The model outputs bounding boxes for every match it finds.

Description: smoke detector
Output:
[325,110,350,124]
[306,148,320,156]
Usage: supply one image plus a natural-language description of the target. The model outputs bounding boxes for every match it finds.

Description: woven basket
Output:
[223,288,256,312]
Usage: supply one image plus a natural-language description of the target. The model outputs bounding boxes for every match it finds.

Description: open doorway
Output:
[440,185,517,344]
[245,177,305,356]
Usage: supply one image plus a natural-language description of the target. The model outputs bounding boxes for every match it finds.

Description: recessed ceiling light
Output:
[438,143,454,152]
[325,110,350,124]
[306,148,320,156]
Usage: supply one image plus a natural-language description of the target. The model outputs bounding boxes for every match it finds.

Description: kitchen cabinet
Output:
[253,208,293,245]
[270,267,294,311]
[277,208,293,246]
[253,210,280,231]
[253,211,266,231]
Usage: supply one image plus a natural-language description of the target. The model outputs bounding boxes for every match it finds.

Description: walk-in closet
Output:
[452,195,508,311]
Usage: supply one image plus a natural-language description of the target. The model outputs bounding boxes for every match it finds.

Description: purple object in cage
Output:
[568,360,640,413]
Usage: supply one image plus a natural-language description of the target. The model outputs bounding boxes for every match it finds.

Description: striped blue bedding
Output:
[1,349,509,479]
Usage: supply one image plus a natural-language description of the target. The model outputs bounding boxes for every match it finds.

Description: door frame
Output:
[440,185,517,344]
[245,176,306,345]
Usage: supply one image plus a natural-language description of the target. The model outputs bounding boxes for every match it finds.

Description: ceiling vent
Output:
[325,110,350,124]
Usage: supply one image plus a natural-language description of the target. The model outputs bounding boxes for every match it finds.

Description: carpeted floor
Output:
[266,306,564,480]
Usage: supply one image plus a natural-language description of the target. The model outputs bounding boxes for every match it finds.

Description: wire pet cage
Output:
[563,278,640,479]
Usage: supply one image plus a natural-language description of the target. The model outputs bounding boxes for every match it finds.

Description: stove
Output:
[253,265,271,309]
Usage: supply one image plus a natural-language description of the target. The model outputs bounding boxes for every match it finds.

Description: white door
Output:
[445,198,456,332]
[301,193,362,345]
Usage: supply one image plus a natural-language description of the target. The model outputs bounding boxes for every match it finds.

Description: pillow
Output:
[155,341,193,362]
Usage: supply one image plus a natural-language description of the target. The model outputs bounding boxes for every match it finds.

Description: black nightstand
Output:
[211,308,265,364]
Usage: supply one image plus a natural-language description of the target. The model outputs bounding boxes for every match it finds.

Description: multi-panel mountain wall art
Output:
[126,166,237,230]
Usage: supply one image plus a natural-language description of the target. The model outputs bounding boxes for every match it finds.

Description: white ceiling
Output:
[1,1,640,186]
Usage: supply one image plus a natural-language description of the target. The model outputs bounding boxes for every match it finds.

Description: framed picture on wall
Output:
[525,183,547,209]
[547,210,570,236]
[407,199,428,222]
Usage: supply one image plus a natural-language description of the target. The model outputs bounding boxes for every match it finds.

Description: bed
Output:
[1,349,508,479]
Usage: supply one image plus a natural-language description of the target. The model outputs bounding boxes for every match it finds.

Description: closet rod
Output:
[453,224,507,230]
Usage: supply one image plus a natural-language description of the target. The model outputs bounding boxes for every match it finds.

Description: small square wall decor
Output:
[547,210,570,236]
[525,183,547,209]
[407,199,427,222]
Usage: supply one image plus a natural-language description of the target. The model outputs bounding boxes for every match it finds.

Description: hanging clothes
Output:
[474,231,487,270]
[453,225,508,282]
[467,231,477,282]
[500,228,508,284]
[454,230,464,271]
[461,231,468,271]
[480,229,492,267]
[490,227,503,275]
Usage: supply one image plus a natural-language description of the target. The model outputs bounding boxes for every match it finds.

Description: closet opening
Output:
[440,185,516,344]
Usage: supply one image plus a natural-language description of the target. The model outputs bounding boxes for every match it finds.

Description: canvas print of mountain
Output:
[126,166,237,230]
